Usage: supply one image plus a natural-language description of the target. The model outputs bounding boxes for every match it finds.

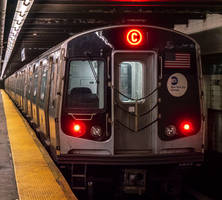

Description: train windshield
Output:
[66,60,104,109]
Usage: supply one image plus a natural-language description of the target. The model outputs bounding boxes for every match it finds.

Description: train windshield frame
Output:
[64,58,105,111]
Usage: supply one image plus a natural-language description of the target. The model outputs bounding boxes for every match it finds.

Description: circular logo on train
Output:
[167,73,188,97]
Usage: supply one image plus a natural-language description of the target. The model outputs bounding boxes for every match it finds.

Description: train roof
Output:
[63,24,200,47]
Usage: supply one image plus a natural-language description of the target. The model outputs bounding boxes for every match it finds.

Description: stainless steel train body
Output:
[4,25,205,195]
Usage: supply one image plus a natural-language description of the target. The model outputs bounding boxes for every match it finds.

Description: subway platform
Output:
[0,90,77,200]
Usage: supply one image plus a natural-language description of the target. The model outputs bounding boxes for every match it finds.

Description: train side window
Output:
[33,65,39,98]
[29,66,35,99]
[40,60,49,101]
[119,61,143,102]
[49,58,57,108]
[27,66,32,97]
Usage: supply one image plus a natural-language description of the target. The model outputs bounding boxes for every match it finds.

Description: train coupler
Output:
[122,168,146,195]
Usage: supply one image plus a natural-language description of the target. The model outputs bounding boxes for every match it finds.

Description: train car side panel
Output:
[48,50,63,158]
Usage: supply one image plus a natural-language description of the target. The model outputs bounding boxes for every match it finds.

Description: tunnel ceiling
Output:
[2,0,222,77]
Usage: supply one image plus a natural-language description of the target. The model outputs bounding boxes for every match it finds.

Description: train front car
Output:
[59,25,205,196]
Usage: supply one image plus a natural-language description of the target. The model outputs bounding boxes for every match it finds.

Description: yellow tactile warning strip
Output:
[1,90,77,200]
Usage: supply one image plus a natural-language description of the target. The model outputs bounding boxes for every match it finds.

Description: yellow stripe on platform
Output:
[1,90,77,200]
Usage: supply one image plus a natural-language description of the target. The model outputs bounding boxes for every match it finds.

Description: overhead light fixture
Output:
[0,0,34,79]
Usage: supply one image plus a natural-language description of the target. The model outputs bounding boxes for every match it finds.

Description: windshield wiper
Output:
[88,60,99,83]
[84,51,99,83]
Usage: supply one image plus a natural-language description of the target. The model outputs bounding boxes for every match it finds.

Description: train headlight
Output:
[90,125,102,138]
[165,125,177,137]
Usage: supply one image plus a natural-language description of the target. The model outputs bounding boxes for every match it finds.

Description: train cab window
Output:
[66,60,104,109]
[119,61,143,102]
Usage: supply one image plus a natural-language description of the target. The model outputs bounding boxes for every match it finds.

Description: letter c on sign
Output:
[126,29,143,46]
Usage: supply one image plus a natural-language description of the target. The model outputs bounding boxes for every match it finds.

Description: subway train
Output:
[4,25,206,198]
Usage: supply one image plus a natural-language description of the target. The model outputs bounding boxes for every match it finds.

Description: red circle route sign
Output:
[126,29,143,46]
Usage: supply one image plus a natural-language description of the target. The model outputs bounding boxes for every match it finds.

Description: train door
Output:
[15,73,19,105]
[48,56,60,156]
[14,73,18,103]
[17,71,22,108]
[23,67,28,114]
[20,70,24,110]
[27,65,34,119]
[38,58,51,145]
[113,51,158,154]
[32,64,40,126]
[16,72,20,106]
[20,70,25,109]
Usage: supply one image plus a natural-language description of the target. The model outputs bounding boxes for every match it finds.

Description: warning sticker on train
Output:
[167,73,188,97]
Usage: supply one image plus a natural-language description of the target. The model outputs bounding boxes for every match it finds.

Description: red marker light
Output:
[73,124,81,132]
[184,124,190,130]
[126,29,143,46]
[72,121,86,137]
[179,121,194,136]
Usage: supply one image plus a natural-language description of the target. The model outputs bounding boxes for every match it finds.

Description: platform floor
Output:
[0,90,77,200]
